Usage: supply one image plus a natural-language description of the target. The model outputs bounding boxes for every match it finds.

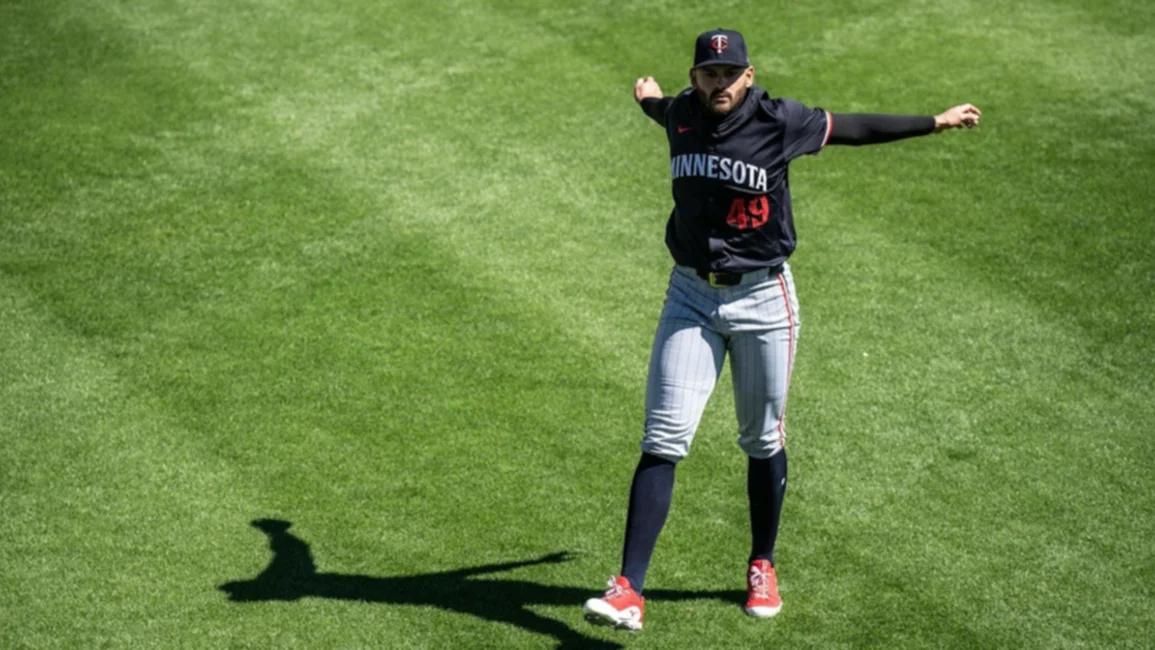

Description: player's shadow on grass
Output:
[219,519,741,650]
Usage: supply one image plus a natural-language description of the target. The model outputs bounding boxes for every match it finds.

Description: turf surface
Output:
[2,0,1153,648]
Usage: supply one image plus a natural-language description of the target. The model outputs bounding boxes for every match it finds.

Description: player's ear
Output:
[688,68,697,89]
[745,66,755,87]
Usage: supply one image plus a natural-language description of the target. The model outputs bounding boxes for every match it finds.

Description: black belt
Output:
[695,265,783,288]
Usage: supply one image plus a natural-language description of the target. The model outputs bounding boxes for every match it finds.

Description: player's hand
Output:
[934,104,982,132]
[634,76,663,103]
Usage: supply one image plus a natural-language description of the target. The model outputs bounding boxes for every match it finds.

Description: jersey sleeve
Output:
[827,113,935,145]
[640,97,675,127]
[779,98,833,161]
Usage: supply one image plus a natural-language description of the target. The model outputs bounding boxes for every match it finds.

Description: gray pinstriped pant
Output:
[641,264,800,462]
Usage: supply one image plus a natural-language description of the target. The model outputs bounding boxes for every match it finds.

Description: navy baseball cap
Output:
[692,28,749,69]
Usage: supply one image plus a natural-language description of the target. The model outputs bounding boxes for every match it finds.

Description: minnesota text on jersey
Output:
[670,153,769,192]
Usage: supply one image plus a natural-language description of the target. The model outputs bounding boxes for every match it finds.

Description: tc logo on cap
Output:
[693,29,748,69]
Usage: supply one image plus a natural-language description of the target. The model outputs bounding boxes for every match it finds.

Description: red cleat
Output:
[745,559,783,618]
[583,576,645,631]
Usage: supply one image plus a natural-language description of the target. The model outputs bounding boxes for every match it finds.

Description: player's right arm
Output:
[635,76,673,127]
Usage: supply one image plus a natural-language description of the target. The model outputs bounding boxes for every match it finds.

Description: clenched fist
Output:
[634,76,663,103]
[934,104,982,132]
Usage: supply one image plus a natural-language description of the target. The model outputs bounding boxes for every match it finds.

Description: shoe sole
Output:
[583,599,643,631]
[745,603,783,618]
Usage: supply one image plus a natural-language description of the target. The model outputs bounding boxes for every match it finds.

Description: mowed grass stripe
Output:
[88,0,670,380]
[0,4,686,647]
[68,0,662,500]
[0,0,646,566]
[0,4,645,648]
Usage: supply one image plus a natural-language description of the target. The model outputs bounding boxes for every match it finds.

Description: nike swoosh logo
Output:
[677,126,693,134]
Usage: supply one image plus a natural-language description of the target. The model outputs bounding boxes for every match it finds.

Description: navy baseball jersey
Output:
[642,87,832,272]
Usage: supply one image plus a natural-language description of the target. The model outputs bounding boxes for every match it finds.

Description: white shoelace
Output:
[748,566,771,599]
[603,577,625,599]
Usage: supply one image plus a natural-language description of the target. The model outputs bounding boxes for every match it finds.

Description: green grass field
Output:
[3,0,1153,647]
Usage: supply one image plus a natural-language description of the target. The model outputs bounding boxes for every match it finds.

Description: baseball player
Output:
[582,28,981,631]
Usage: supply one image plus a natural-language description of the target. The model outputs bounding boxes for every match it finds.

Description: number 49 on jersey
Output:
[727,196,770,230]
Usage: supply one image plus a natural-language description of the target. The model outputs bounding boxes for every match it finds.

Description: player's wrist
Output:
[933,112,957,133]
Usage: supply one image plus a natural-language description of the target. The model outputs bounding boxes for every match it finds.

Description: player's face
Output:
[691,65,754,115]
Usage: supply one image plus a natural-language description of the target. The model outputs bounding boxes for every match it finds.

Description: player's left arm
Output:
[827,104,982,146]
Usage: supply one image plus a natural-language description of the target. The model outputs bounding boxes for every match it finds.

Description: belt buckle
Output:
[708,272,726,288]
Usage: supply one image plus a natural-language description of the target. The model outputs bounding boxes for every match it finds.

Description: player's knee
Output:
[737,429,785,459]
[641,421,695,462]
[639,441,687,463]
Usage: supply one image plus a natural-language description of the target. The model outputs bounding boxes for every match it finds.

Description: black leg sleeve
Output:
[620,453,677,592]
